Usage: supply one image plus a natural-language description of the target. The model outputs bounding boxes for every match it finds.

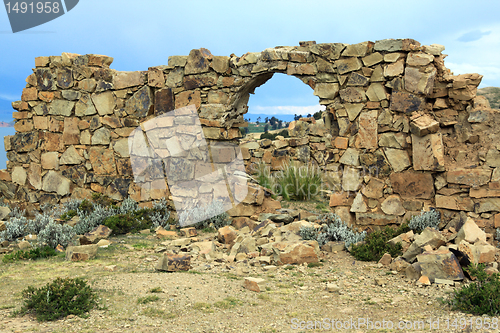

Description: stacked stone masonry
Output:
[2,39,499,232]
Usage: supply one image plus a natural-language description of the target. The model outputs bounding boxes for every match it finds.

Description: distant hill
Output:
[0,121,13,128]
[478,87,500,109]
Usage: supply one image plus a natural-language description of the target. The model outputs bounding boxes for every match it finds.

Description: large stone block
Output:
[416,250,464,281]
[435,195,474,211]
[185,48,212,75]
[390,172,434,199]
[125,86,153,117]
[313,83,339,99]
[384,148,410,173]
[412,133,445,171]
[66,244,98,261]
[42,170,71,196]
[91,91,115,116]
[390,91,424,113]
[113,71,145,89]
[355,110,378,149]
[156,253,191,271]
[447,168,491,187]
[89,147,116,175]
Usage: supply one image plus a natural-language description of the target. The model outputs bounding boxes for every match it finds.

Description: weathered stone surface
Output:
[379,132,406,149]
[362,52,383,67]
[60,146,85,165]
[156,253,191,271]
[486,149,500,168]
[350,191,367,213]
[361,178,384,199]
[407,52,434,66]
[384,148,410,172]
[390,172,434,199]
[313,83,339,99]
[403,227,447,262]
[91,127,111,145]
[125,86,152,117]
[65,244,98,261]
[329,191,353,207]
[175,90,201,109]
[359,150,392,176]
[91,91,115,116]
[477,198,500,213]
[410,114,439,137]
[277,240,319,265]
[185,48,212,75]
[416,250,464,281]
[355,110,378,149]
[335,58,362,74]
[75,93,97,116]
[365,83,387,101]
[35,68,55,91]
[339,148,359,166]
[113,71,145,90]
[435,194,474,211]
[447,168,491,187]
[412,133,444,171]
[390,91,423,113]
[49,100,75,116]
[384,59,405,77]
[42,170,71,196]
[404,67,436,95]
[455,217,486,244]
[154,88,175,116]
[374,39,403,52]
[344,103,364,121]
[80,225,112,245]
[342,166,362,191]
[218,225,237,246]
[310,43,346,61]
[12,166,27,186]
[381,195,405,215]
[339,87,366,103]
[89,147,116,175]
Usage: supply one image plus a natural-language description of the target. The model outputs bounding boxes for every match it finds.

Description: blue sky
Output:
[1,0,499,122]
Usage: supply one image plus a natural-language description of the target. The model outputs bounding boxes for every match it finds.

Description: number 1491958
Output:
[5,2,60,14]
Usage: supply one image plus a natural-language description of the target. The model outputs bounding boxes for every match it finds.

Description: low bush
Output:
[260,129,289,141]
[274,160,322,201]
[350,223,410,262]
[408,209,440,232]
[447,264,500,316]
[299,213,366,248]
[37,221,75,248]
[2,245,57,263]
[179,200,231,230]
[18,277,98,321]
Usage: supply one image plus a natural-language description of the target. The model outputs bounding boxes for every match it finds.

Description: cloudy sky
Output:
[0,0,499,122]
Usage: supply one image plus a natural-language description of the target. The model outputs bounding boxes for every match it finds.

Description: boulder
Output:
[218,225,237,246]
[79,225,112,245]
[402,227,446,262]
[276,240,319,265]
[65,244,98,261]
[416,249,464,281]
[455,217,486,244]
[243,277,266,292]
[156,253,191,271]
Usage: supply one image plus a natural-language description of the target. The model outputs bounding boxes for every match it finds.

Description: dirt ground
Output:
[0,228,497,333]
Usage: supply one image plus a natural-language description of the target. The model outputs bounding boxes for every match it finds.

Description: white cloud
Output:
[248,105,326,115]
[0,92,19,101]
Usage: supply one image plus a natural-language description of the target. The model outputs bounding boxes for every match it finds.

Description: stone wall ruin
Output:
[3,38,500,233]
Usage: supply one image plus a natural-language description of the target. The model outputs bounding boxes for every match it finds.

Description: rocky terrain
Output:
[1,205,500,333]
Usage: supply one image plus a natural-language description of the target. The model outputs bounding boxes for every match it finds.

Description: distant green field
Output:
[245,123,286,133]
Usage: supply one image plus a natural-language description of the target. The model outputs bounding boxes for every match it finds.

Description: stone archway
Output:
[4,39,496,231]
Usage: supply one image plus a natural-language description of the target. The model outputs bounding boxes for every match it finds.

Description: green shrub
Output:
[60,210,77,221]
[103,213,151,235]
[91,193,115,207]
[252,161,275,191]
[274,160,322,201]
[350,224,410,262]
[259,129,289,140]
[2,245,57,263]
[448,264,500,316]
[18,277,98,321]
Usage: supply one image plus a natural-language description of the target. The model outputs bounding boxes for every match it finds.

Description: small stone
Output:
[243,277,266,292]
